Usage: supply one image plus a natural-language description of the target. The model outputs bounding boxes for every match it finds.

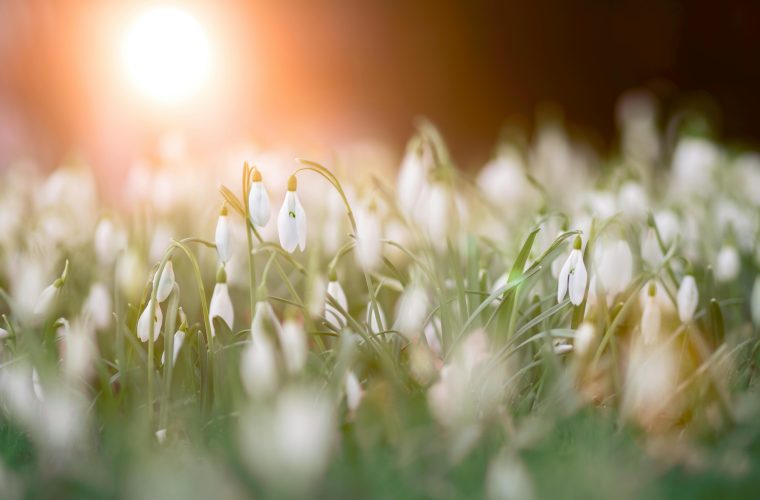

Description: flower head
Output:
[215,204,231,264]
[677,274,699,323]
[641,281,661,345]
[277,175,307,253]
[248,167,271,227]
[209,265,234,337]
[155,260,175,303]
[137,298,163,343]
[557,236,588,306]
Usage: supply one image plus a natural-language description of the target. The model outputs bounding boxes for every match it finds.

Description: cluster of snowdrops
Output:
[1,96,760,497]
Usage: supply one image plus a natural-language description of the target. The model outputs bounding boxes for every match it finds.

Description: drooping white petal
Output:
[574,322,595,356]
[278,191,301,253]
[279,318,307,374]
[82,282,112,330]
[215,214,231,263]
[209,282,234,337]
[677,275,699,323]
[715,245,740,282]
[641,297,660,345]
[355,206,382,270]
[568,250,587,306]
[294,193,307,251]
[325,280,348,328]
[394,284,428,340]
[162,330,186,366]
[366,302,387,333]
[241,310,279,396]
[248,181,271,227]
[556,251,575,303]
[33,284,59,317]
[641,228,663,267]
[137,299,163,342]
[155,261,175,303]
[345,371,363,413]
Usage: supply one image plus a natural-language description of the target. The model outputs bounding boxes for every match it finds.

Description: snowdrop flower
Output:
[0,327,8,339]
[155,260,175,303]
[61,320,97,381]
[248,167,271,227]
[617,181,648,220]
[345,370,363,413]
[137,299,162,343]
[209,266,234,337]
[715,245,740,282]
[596,239,633,301]
[161,330,186,366]
[671,137,719,196]
[34,282,61,318]
[94,217,125,266]
[419,181,451,247]
[557,236,587,306]
[574,322,596,357]
[752,275,760,328]
[215,204,231,264]
[397,138,427,213]
[394,283,428,340]
[354,203,382,270]
[82,282,112,330]
[277,175,307,253]
[677,274,699,323]
[641,227,663,267]
[641,281,661,345]
[423,318,443,357]
[278,317,307,374]
[486,451,535,500]
[325,274,348,329]
[33,260,68,318]
[241,301,280,396]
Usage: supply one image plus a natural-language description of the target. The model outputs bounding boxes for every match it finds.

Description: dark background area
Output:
[1,0,759,170]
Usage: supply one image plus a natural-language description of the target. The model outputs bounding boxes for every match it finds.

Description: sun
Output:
[122,6,211,104]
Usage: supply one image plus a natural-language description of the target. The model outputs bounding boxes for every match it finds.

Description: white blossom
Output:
[155,260,175,303]
[641,282,661,345]
[215,205,231,263]
[557,236,587,306]
[677,275,699,323]
[137,299,162,343]
[277,176,307,253]
[248,168,272,227]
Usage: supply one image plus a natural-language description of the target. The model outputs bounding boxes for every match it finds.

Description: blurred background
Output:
[1,0,759,178]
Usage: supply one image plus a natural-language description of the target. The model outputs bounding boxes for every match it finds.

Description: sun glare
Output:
[122,6,211,104]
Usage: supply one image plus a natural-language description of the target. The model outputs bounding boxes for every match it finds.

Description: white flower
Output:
[641,227,663,267]
[161,330,186,366]
[137,299,163,342]
[94,218,125,266]
[354,204,382,270]
[617,181,648,220]
[248,168,271,227]
[423,317,443,357]
[345,371,363,413]
[325,278,348,329]
[33,283,60,317]
[82,282,112,330]
[641,282,661,345]
[671,137,719,196]
[215,205,231,263]
[277,175,307,253]
[61,320,97,381]
[278,318,307,374]
[241,302,280,396]
[155,261,175,303]
[596,239,633,301]
[715,245,740,282]
[209,280,234,337]
[574,322,595,356]
[752,275,760,328]
[677,275,699,323]
[419,181,450,246]
[397,139,427,213]
[0,327,8,339]
[394,283,428,339]
[557,236,587,306]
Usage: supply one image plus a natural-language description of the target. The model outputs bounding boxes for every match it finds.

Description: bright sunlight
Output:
[122,6,211,104]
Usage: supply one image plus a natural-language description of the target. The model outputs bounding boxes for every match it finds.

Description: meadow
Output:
[1,99,760,499]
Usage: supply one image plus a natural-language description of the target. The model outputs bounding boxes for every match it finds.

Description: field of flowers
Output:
[1,96,760,499]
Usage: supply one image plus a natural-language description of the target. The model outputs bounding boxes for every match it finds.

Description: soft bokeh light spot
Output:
[122,6,210,104]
